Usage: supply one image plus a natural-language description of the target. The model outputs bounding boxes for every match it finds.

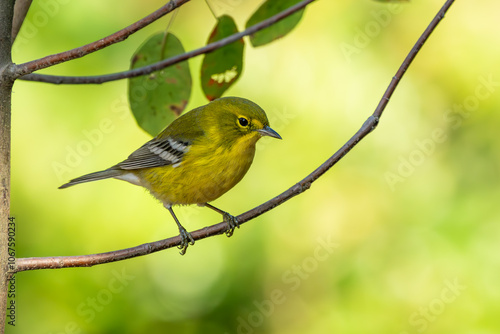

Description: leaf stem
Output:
[160,8,180,59]
[205,0,218,20]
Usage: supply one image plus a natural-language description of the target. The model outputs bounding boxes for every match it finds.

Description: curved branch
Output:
[18,0,316,85]
[11,0,191,78]
[13,0,455,273]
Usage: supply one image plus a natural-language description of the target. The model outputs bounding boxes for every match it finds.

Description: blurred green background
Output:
[8,0,500,333]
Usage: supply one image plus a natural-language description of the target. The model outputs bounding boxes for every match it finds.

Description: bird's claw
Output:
[178,227,195,255]
[223,212,240,237]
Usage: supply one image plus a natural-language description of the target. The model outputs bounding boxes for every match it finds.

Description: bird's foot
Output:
[223,212,240,237]
[178,227,195,255]
[202,203,240,238]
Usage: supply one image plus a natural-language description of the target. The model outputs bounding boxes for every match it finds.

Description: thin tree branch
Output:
[11,0,32,43]
[11,0,191,78]
[13,0,455,273]
[17,0,315,85]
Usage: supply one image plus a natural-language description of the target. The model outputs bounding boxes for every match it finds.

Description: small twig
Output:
[205,0,218,20]
[13,0,455,273]
[18,0,316,85]
[11,0,191,78]
[160,8,180,59]
[11,0,33,43]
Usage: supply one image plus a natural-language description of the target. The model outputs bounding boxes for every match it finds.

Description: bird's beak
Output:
[257,125,282,139]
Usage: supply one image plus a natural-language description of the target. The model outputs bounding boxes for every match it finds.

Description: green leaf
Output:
[128,32,192,136]
[246,0,305,47]
[201,15,244,101]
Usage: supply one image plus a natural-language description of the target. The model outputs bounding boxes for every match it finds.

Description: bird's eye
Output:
[238,117,249,127]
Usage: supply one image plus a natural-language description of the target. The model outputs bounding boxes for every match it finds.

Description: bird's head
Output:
[205,97,282,145]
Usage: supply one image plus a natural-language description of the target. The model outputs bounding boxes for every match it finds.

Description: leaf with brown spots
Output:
[128,32,192,136]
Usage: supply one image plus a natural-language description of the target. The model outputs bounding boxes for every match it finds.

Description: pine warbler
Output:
[60,97,281,254]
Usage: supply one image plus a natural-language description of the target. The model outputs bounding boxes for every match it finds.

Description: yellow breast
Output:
[136,132,259,205]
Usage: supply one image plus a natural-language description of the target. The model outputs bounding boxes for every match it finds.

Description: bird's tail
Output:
[59,169,122,189]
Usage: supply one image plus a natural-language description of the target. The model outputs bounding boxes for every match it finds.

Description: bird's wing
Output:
[116,136,192,170]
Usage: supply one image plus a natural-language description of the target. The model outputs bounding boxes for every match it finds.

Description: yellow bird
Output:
[60,97,282,254]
